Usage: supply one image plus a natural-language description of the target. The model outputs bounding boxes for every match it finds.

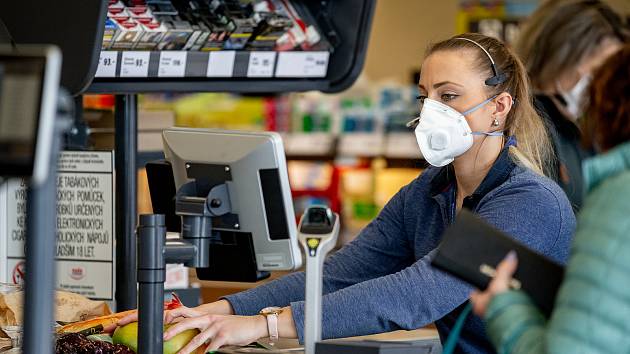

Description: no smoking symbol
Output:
[12,261,25,285]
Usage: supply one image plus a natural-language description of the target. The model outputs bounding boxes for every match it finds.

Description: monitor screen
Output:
[0,56,45,177]
[163,128,302,272]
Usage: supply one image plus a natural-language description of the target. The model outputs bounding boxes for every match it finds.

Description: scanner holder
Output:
[298,206,340,354]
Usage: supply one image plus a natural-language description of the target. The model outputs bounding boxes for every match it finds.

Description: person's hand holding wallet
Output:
[469,250,518,316]
[431,210,564,317]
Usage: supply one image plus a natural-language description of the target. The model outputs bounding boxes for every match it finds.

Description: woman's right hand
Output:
[112,299,235,329]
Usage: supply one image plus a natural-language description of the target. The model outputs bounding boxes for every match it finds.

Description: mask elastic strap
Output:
[462,95,497,116]
[472,131,504,137]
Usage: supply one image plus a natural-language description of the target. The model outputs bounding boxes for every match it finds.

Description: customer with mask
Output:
[515,0,628,210]
[116,33,575,354]
[471,45,630,354]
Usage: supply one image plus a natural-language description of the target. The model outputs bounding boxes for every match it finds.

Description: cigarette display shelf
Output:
[87,0,376,94]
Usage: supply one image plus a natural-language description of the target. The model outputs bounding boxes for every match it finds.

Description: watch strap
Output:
[266,312,279,341]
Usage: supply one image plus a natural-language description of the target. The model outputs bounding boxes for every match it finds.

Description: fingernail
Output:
[505,250,517,261]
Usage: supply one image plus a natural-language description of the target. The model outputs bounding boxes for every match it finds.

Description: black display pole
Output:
[23,90,73,354]
[115,94,138,311]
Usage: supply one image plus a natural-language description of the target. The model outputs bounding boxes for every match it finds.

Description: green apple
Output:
[112,322,200,354]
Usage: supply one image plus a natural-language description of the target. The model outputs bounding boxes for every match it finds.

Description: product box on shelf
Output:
[128,5,154,23]
[223,18,257,50]
[156,16,194,50]
[108,0,126,13]
[111,18,145,50]
[102,18,119,49]
[200,21,235,51]
[247,12,293,51]
[135,21,167,50]
[147,0,178,15]
[183,21,212,51]
[108,7,131,22]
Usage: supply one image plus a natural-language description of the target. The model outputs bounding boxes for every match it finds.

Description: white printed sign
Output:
[275,52,329,78]
[247,52,276,78]
[207,51,236,77]
[95,51,118,78]
[1,151,115,300]
[158,51,187,77]
[120,51,150,77]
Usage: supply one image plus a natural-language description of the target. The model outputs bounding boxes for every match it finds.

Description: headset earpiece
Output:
[485,71,507,86]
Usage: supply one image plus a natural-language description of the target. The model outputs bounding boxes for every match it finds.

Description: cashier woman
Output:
[118,33,576,354]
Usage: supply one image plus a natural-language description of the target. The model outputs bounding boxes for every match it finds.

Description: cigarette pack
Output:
[102,18,119,50]
[134,21,167,50]
[146,0,178,16]
[111,18,145,50]
[223,18,256,50]
[200,24,233,51]
[247,13,292,51]
[183,21,212,51]
[156,16,193,50]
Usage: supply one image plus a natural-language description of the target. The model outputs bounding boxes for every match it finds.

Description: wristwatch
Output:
[259,307,284,341]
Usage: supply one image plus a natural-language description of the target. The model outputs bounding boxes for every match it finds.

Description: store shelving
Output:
[87,0,376,94]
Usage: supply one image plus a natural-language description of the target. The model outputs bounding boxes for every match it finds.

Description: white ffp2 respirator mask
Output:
[413,97,503,167]
[558,74,591,119]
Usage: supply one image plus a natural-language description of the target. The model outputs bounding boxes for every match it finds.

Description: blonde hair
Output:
[516,0,628,92]
[425,33,554,176]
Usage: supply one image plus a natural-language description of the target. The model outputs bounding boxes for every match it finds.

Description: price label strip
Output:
[158,51,187,77]
[247,52,276,78]
[95,51,118,78]
[275,52,329,78]
[207,51,236,77]
[120,51,150,78]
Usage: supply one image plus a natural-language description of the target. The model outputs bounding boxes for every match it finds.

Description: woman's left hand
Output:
[165,314,268,354]
[470,251,518,317]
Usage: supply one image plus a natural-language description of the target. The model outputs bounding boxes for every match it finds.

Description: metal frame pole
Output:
[115,94,138,310]
[23,91,73,354]
[137,214,166,354]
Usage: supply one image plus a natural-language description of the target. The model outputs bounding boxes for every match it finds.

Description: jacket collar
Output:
[429,143,517,204]
[583,142,630,193]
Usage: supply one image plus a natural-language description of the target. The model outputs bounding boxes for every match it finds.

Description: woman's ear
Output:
[492,92,514,123]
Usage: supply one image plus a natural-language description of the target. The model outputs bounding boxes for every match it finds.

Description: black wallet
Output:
[431,209,565,316]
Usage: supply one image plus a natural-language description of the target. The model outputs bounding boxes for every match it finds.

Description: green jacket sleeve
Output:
[485,290,548,354]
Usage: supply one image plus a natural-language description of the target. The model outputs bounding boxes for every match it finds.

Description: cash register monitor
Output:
[0,46,61,185]
[162,128,302,272]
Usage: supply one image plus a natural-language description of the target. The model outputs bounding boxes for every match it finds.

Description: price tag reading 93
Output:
[120,51,150,77]
[95,51,118,78]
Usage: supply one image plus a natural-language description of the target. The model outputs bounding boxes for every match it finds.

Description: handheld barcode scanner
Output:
[298,206,340,354]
